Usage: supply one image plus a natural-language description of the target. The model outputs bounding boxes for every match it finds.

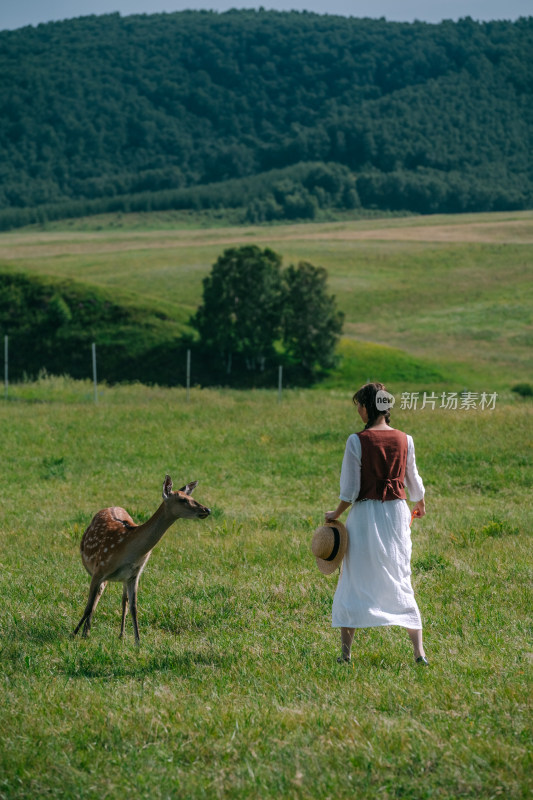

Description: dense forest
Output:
[0,10,531,227]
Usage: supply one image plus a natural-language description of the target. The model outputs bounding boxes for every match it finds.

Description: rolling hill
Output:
[1,210,531,390]
[0,11,531,229]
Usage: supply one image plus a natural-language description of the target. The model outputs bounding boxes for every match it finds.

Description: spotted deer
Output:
[73,475,210,644]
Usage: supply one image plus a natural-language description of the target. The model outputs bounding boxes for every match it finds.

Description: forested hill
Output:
[1,10,532,228]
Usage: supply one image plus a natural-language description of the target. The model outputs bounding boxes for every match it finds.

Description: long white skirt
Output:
[332,499,422,629]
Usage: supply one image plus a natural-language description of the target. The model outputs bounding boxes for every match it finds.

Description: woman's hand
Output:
[412,498,426,519]
[325,501,351,523]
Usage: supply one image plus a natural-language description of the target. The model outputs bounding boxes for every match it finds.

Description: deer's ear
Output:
[179,480,199,495]
[162,475,173,499]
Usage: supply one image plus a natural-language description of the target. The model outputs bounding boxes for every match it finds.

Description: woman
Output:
[325,382,428,665]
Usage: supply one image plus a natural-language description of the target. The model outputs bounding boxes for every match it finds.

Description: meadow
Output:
[1,209,532,389]
[0,379,531,799]
[0,211,532,799]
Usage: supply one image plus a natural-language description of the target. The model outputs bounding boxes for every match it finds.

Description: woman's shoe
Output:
[415,656,429,666]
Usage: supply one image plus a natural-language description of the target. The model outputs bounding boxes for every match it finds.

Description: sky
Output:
[1,0,531,31]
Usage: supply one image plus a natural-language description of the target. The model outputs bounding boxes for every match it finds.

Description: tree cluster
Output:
[0,247,343,386]
[0,11,531,227]
[0,162,358,231]
[191,246,344,381]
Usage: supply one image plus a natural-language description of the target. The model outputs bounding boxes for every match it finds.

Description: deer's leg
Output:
[126,576,141,645]
[120,584,128,638]
[82,581,107,637]
[72,577,107,638]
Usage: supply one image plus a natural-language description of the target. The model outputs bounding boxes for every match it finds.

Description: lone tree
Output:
[191,245,283,374]
[282,261,344,375]
[191,245,343,382]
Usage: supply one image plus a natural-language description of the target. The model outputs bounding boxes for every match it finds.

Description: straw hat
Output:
[311,520,347,575]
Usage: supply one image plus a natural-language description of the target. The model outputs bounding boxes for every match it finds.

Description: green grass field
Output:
[0,381,531,798]
[0,211,532,798]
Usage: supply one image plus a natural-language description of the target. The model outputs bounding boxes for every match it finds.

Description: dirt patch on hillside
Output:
[0,215,531,259]
[303,219,533,244]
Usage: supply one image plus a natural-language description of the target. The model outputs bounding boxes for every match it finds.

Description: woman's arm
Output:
[405,436,426,518]
[325,435,360,522]
[405,436,425,501]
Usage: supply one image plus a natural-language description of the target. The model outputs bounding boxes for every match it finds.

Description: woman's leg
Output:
[407,628,426,660]
[340,627,355,661]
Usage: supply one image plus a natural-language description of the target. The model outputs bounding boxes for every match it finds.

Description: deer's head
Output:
[162,475,211,520]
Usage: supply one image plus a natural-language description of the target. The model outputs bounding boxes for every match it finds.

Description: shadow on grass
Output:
[1,614,233,679]
[60,646,233,679]
[155,611,235,636]
[1,616,66,645]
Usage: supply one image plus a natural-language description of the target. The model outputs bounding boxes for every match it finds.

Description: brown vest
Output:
[356,429,408,502]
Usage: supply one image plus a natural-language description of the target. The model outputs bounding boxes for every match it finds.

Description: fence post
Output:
[278,365,283,403]
[186,349,191,402]
[4,335,7,400]
[92,342,98,404]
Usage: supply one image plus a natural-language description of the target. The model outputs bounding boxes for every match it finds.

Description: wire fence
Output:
[2,336,285,404]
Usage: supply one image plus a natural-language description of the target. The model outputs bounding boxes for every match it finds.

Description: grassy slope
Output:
[0,380,531,798]
[1,210,531,390]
